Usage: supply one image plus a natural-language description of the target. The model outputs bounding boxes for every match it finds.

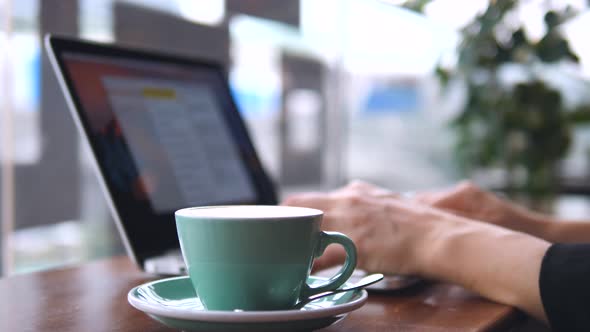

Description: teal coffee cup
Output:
[175,205,357,311]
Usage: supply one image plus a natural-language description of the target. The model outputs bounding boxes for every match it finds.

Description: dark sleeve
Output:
[539,243,590,331]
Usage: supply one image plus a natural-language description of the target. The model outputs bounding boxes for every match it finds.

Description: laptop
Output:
[45,35,277,275]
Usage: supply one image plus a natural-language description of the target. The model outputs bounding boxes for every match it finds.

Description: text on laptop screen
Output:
[62,53,257,212]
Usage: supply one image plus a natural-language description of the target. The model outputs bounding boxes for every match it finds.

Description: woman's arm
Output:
[536,216,590,243]
[416,181,590,243]
[283,183,551,322]
[418,215,550,321]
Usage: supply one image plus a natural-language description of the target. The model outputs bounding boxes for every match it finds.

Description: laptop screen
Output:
[62,53,257,212]
[47,37,276,266]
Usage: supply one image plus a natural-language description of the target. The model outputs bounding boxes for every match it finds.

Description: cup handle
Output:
[301,231,357,299]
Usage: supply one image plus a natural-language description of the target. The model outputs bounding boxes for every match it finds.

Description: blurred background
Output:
[1,0,590,275]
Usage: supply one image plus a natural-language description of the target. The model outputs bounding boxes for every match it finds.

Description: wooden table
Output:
[0,256,525,331]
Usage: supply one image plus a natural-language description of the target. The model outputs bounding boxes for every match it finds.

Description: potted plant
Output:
[408,0,590,198]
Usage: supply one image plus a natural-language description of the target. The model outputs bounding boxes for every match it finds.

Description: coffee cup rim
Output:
[175,205,323,220]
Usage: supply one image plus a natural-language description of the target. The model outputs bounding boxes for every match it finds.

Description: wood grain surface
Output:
[0,256,523,331]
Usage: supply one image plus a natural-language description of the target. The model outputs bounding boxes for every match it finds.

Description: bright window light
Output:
[176,0,225,25]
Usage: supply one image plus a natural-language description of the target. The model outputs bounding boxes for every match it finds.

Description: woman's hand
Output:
[415,181,551,238]
[283,181,550,321]
[283,181,464,275]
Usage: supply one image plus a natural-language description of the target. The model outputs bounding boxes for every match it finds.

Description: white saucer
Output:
[128,275,368,332]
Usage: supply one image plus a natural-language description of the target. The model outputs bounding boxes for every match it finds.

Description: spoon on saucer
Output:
[294,273,384,309]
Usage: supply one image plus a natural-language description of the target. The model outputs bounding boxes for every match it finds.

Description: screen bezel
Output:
[45,35,277,268]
